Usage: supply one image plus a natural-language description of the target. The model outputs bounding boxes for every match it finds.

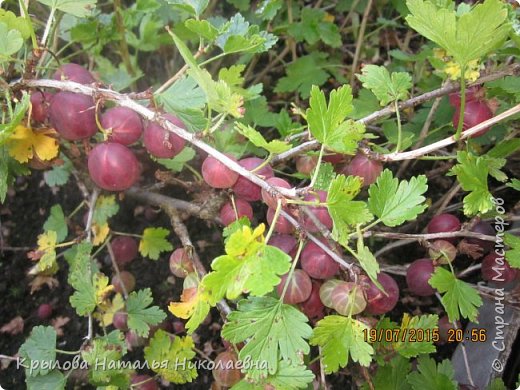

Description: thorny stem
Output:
[13,78,297,198]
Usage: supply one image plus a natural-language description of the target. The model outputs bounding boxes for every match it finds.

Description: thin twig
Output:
[85,187,100,341]
[457,263,482,278]
[106,240,128,299]
[367,230,496,242]
[279,208,356,275]
[431,183,462,217]
[271,64,520,163]
[396,96,442,177]
[349,0,373,87]
[435,293,475,387]
[163,205,231,317]
[126,187,225,221]
[250,45,291,85]
[155,46,205,94]
[84,188,99,243]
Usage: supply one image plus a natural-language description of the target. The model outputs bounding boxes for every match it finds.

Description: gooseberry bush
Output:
[0,0,519,389]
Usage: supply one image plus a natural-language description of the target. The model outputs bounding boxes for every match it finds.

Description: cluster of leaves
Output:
[1,0,519,389]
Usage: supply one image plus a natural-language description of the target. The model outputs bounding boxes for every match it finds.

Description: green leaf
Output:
[232,360,314,390]
[243,96,278,127]
[228,0,250,10]
[407,355,457,390]
[43,205,68,243]
[81,332,130,386]
[216,14,277,54]
[0,22,23,58]
[405,0,510,66]
[507,178,520,191]
[37,0,97,17]
[362,355,412,390]
[156,147,196,172]
[504,233,520,269]
[368,169,428,227]
[203,242,291,304]
[26,370,66,390]
[185,19,219,41]
[0,10,31,40]
[66,241,94,285]
[222,296,312,378]
[448,151,493,216]
[327,175,373,246]
[306,85,365,154]
[310,315,373,373]
[486,138,520,158]
[156,76,206,112]
[313,161,336,191]
[287,7,341,47]
[222,217,251,241]
[126,289,167,337]
[144,330,198,384]
[482,156,507,182]
[357,65,412,106]
[356,241,380,287]
[486,378,507,390]
[43,156,72,187]
[169,31,244,117]
[166,0,209,17]
[70,272,107,316]
[235,123,291,154]
[0,149,8,203]
[219,65,245,88]
[429,267,482,322]
[274,52,331,98]
[393,314,439,358]
[92,195,119,226]
[256,0,283,21]
[19,326,57,376]
[139,227,173,260]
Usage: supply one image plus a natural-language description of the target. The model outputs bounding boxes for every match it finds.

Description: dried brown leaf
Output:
[0,316,24,335]
[51,316,70,337]
[29,275,59,294]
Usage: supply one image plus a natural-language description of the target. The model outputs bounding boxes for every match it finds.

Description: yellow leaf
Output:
[225,223,265,258]
[94,273,115,309]
[101,293,125,326]
[7,125,59,163]
[33,130,59,160]
[169,287,199,319]
[92,222,110,246]
[37,230,57,251]
[323,12,335,23]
